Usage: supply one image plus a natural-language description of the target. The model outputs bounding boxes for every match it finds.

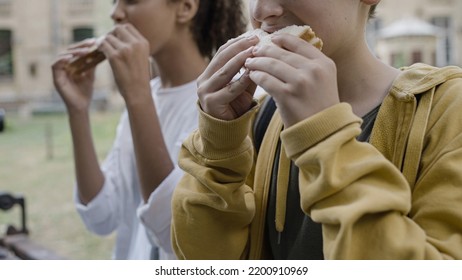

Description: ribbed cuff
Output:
[195,102,260,158]
[281,103,361,158]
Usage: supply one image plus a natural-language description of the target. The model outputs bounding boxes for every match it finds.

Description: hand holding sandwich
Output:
[196,35,259,121]
[245,32,339,127]
[55,23,152,106]
[197,25,338,127]
[99,23,152,105]
[51,39,97,113]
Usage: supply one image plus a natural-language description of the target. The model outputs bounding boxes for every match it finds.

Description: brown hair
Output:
[182,0,248,60]
[369,4,378,19]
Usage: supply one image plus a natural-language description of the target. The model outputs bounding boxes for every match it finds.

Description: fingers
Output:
[218,70,254,103]
[67,38,99,50]
[51,54,72,85]
[200,71,256,120]
[52,53,73,68]
[99,23,148,59]
[214,33,257,57]
[244,45,306,97]
[200,35,259,83]
[245,54,297,84]
[271,33,323,58]
[110,23,141,43]
[243,34,324,93]
[201,46,255,94]
[100,34,121,57]
[243,32,340,127]
[250,34,321,68]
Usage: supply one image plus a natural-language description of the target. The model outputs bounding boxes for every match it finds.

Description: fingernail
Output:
[247,35,258,42]
[245,57,252,66]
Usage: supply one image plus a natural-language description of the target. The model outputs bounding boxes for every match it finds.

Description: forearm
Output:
[125,92,173,202]
[172,107,259,259]
[67,110,104,205]
[282,103,462,259]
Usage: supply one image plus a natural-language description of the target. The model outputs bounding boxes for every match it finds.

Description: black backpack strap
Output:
[253,95,277,153]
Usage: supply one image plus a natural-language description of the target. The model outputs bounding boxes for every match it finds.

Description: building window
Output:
[0,29,13,78]
[68,0,93,16]
[29,63,37,78]
[0,0,12,17]
[411,50,423,64]
[431,16,452,65]
[73,27,94,43]
[391,52,405,68]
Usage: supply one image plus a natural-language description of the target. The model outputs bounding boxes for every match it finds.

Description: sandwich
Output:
[66,36,106,76]
[244,25,323,50]
[232,25,323,84]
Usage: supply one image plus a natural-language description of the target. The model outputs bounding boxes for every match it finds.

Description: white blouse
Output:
[75,78,199,260]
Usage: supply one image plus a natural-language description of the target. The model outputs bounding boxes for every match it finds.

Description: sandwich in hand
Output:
[244,25,323,50]
[232,25,323,84]
[66,36,106,76]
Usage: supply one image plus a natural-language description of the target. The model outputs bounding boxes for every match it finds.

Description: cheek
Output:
[142,25,172,54]
[130,15,161,40]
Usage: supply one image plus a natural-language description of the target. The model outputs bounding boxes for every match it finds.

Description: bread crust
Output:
[244,25,323,50]
[66,36,106,75]
[296,27,323,50]
[230,26,323,86]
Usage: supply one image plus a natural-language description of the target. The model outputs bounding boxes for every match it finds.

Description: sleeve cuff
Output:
[194,101,260,159]
[281,103,362,158]
[74,180,113,225]
[137,166,183,253]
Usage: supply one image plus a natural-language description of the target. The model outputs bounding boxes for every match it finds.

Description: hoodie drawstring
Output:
[402,88,434,186]
[275,144,291,244]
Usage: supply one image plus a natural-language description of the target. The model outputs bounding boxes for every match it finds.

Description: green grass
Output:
[0,110,122,259]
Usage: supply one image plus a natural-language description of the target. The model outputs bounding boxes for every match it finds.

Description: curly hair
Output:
[369,4,378,19]
[170,0,248,60]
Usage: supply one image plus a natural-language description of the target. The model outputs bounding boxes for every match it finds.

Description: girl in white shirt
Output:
[51,0,247,259]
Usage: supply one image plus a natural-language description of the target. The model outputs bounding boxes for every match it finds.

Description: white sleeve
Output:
[74,111,130,236]
[137,165,184,255]
[74,177,118,235]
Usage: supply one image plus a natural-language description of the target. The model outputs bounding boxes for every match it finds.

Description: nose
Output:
[110,0,125,24]
[250,0,283,25]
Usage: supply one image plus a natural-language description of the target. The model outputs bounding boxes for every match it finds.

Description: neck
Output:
[153,36,207,89]
[334,42,400,117]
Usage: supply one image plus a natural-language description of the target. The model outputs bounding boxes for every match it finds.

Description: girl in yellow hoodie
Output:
[171,0,462,259]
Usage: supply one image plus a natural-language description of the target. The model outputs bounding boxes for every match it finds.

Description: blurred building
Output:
[369,0,462,68]
[2,0,461,114]
[0,0,114,115]
[243,0,461,67]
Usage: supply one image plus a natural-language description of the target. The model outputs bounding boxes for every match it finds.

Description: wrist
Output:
[66,105,90,118]
[198,102,259,154]
[121,86,152,107]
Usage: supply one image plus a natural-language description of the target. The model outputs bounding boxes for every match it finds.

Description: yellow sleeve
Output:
[281,101,462,259]
[171,104,259,260]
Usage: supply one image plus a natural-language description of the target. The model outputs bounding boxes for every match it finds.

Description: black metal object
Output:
[0,108,5,132]
[0,192,65,259]
[0,192,28,235]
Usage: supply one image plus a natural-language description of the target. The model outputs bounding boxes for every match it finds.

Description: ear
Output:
[176,0,200,24]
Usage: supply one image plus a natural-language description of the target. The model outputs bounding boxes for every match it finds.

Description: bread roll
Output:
[66,36,106,75]
[245,25,323,50]
[231,25,323,85]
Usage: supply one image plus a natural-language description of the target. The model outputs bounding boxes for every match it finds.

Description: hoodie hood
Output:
[392,63,462,98]
[371,63,462,187]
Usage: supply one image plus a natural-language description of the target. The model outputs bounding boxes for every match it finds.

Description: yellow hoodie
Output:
[171,63,462,259]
